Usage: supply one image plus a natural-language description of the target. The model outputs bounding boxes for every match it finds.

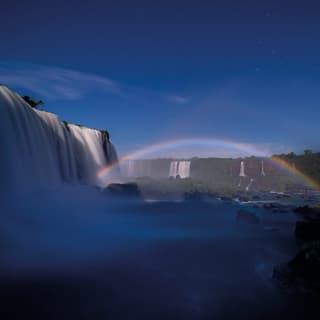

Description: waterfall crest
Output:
[0,85,118,189]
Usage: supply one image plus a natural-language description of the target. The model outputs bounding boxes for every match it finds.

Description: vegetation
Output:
[22,96,44,109]
[62,121,70,132]
[100,130,110,140]
[272,151,320,187]
[129,151,320,197]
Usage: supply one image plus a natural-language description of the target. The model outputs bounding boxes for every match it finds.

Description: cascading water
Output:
[261,160,266,176]
[169,161,190,178]
[169,161,179,178]
[177,161,191,178]
[245,178,254,191]
[0,85,118,189]
[239,161,245,177]
[238,161,246,187]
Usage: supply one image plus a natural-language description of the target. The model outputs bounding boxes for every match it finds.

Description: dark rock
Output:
[293,205,320,221]
[237,209,260,224]
[263,203,276,209]
[106,183,142,198]
[238,196,250,202]
[184,191,205,201]
[272,208,289,214]
[294,205,314,215]
[295,221,320,241]
[273,242,320,294]
[220,196,232,201]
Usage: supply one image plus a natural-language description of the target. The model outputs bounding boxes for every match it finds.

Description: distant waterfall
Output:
[245,178,254,191]
[169,161,190,178]
[0,86,118,189]
[126,160,135,178]
[238,161,246,187]
[178,161,191,178]
[239,161,245,177]
[261,160,266,176]
[169,161,179,178]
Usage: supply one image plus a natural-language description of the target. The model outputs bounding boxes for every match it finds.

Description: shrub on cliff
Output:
[100,130,110,140]
[22,96,44,109]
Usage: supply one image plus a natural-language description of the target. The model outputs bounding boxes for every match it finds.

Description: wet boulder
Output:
[184,191,205,201]
[106,183,142,198]
[263,203,276,210]
[220,196,233,202]
[236,208,260,224]
[238,196,250,202]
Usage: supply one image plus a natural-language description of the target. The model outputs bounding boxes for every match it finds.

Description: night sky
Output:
[1,0,320,156]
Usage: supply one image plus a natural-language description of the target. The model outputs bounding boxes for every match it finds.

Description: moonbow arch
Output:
[97,137,267,177]
[97,138,320,191]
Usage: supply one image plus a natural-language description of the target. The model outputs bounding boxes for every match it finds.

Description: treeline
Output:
[272,151,320,186]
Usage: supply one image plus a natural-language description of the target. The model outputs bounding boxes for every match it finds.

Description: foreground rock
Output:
[183,191,209,201]
[293,205,320,221]
[273,242,320,295]
[295,221,320,241]
[106,183,142,198]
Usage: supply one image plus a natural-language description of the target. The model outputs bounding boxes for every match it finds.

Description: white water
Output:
[169,160,191,178]
[246,178,254,191]
[239,161,245,177]
[261,160,266,176]
[123,159,152,178]
[178,161,191,178]
[169,161,179,177]
[0,85,118,189]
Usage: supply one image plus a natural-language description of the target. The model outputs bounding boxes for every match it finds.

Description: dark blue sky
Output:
[1,0,320,156]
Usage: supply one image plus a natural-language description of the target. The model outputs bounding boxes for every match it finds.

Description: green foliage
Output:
[62,121,70,131]
[100,130,110,140]
[134,151,320,196]
[22,95,44,109]
[274,151,320,187]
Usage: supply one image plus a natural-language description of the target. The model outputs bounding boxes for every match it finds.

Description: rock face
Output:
[273,242,320,294]
[294,205,320,221]
[183,191,206,201]
[106,183,142,198]
[273,204,320,295]
[295,221,320,241]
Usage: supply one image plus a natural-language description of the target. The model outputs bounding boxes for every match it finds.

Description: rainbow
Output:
[97,138,320,191]
[270,156,320,191]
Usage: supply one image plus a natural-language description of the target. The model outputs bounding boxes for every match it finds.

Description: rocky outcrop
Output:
[293,205,320,221]
[106,183,142,198]
[295,221,320,241]
[273,242,320,294]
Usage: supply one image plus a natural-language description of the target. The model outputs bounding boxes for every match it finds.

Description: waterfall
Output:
[245,178,254,191]
[261,160,266,176]
[169,161,191,178]
[239,161,245,177]
[0,85,118,189]
[178,161,191,178]
[169,161,179,177]
[125,160,135,178]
